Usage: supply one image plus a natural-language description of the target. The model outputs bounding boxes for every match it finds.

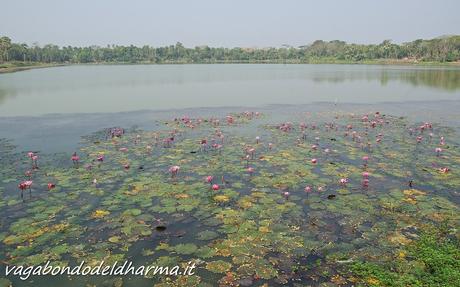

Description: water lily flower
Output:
[362,179,369,188]
[283,191,290,199]
[416,136,423,143]
[256,136,260,144]
[18,181,27,191]
[245,154,250,162]
[304,186,312,193]
[18,180,32,199]
[146,145,153,153]
[311,158,317,164]
[247,167,255,174]
[47,183,56,190]
[362,155,369,165]
[200,139,208,152]
[123,164,130,170]
[212,184,220,191]
[247,148,256,159]
[25,170,32,178]
[71,152,80,164]
[169,165,180,177]
[440,136,445,146]
[24,180,33,189]
[362,172,369,178]
[206,176,214,184]
[311,144,318,151]
[439,167,450,173]
[339,178,349,186]
[268,143,273,150]
[226,115,234,124]
[97,155,104,162]
[435,147,442,156]
[29,154,39,169]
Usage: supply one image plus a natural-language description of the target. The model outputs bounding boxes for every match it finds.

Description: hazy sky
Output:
[2,0,459,47]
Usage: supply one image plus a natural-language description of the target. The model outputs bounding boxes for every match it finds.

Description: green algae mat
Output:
[0,111,459,286]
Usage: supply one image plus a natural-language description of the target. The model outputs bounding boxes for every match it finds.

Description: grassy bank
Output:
[1,59,459,74]
[0,62,66,74]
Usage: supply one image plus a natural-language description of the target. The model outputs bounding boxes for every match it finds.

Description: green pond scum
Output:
[0,111,459,287]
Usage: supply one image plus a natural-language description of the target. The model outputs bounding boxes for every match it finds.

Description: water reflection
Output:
[311,67,460,91]
[0,64,459,116]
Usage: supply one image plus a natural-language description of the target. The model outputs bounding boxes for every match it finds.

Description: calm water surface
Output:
[1,64,459,116]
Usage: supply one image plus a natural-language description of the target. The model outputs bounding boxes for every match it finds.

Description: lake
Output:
[1,64,460,116]
[1,64,460,287]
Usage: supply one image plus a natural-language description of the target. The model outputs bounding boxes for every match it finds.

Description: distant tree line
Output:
[1,35,459,64]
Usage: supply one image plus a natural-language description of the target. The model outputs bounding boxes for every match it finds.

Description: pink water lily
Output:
[28,152,39,168]
[169,165,180,177]
[439,167,450,173]
[304,186,312,193]
[206,176,214,184]
[97,155,104,162]
[18,180,33,199]
[212,184,220,191]
[71,152,80,164]
[226,115,234,124]
[339,178,349,186]
[362,172,369,178]
[18,181,28,191]
[362,179,369,188]
[247,167,255,174]
[47,183,56,190]
[24,180,33,188]
[435,147,442,156]
[247,147,256,159]
[311,158,317,164]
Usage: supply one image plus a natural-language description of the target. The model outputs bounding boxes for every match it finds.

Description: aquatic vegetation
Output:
[0,111,459,286]
[347,225,460,287]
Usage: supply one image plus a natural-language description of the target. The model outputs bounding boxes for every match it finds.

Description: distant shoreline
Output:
[1,59,459,74]
[0,63,67,74]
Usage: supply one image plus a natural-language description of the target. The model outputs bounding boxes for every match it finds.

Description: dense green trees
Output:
[0,35,459,64]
